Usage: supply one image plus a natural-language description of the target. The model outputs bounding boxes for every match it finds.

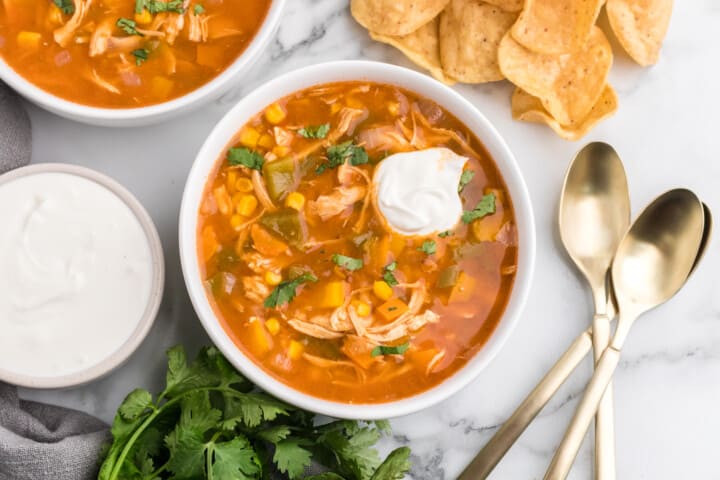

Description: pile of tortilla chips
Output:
[352,0,673,140]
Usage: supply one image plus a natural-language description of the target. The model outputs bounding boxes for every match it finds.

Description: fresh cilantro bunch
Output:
[98,345,411,480]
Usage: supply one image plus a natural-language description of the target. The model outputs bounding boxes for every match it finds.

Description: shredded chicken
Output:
[356,125,412,153]
[188,13,210,42]
[497,222,518,246]
[287,319,344,339]
[303,353,367,383]
[365,310,440,343]
[54,0,92,47]
[367,281,427,334]
[251,170,277,212]
[87,69,120,94]
[273,127,294,147]
[425,349,446,375]
[89,20,144,57]
[309,185,366,221]
[241,250,283,275]
[242,276,269,304]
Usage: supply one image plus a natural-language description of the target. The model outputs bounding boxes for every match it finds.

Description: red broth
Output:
[198,81,518,403]
[0,0,270,107]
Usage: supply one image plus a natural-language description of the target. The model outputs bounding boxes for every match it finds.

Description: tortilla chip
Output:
[351,0,450,36]
[499,26,613,125]
[439,0,518,83]
[511,85,618,140]
[606,0,673,66]
[483,0,524,12]
[511,0,604,54]
[370,18,456,85]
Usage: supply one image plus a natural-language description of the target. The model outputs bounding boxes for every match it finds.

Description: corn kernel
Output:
[235,177,254,193]
[288,340,304,360]
[236,194,258,217]
[265,271,282,286]
[285,192,305,211]
[226,170,238,192]
[345,96,363,109]
[47,5,63,26]
[353,301,371,317]
[266,317,280,336]
[272,145,291,158]
[258,134,274,149]
[387,102,400,116]
[373,281,393,301]
[230,214,243,230]
[17,31,42,49]
[265,103,287,124]
[135,9,153,24]
[239,127,260,148]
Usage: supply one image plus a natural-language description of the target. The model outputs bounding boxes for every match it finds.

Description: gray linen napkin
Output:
[0,382,110,480]
[0,82,31,174]
[0,84,108,479]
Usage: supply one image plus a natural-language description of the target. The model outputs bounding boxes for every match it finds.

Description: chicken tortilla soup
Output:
[0,0,271,107]
[198,81,518,403]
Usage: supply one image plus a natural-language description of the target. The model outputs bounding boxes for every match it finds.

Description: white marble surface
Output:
[17,1,720,478]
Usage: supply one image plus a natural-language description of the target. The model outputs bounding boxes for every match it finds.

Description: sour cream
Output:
[0,172,154,379]
[373,148,468,235]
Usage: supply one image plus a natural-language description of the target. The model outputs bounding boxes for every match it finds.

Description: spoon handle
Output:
[458,329,593,480]
[544,346,622,480]
[592,314,616,480]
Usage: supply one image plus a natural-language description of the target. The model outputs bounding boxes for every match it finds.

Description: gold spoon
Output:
[558,142,629,480]
[544,189,707,480]
[459,198,710,480]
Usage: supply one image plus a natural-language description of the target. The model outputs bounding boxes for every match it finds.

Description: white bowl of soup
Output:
[179,61,536,419]
[0,0,284,126]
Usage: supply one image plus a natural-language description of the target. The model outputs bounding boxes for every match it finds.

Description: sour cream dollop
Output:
[0,172,153,378]
[373,148,468,235]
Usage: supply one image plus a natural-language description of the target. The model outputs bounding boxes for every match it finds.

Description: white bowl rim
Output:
[179,60,536,419]
[0,0,285,121]
[0,163,165,389]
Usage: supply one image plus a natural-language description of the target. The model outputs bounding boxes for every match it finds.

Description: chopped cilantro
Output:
[298,123,330,139]
[332,254,363,271]
[382,261,399,286]
[462,193,496,224]
[417,240,437,255]
[227,147,264,170]
[53,0,75,14]
[97,345,413,480]
[136,0,185,14]
[117,18,143,36]
[371,342,410,357]
[438,230,453,238]
[316,141,368,174]
[131,48,149,66]
[193,3,205,14]
[458,170,475,192]
[264,273,317,308]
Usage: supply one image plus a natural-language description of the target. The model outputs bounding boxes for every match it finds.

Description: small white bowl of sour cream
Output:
[0,164,164,388]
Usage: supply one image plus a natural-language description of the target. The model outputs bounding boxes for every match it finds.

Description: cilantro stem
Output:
[206,431,223,480]
[107,387,264,480]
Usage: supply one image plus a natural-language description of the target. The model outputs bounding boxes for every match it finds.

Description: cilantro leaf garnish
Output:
[458,170,475,192]
[193,3,205,14]
[371,342,410,357]
[438,230,453,238]
[332,254,363,271]
[53,0,75,14]
[264,273,317,308]
[317,141,368,174]
[136,0,185,13]
[227,147,264,170]
[417,240,437,255]
[131,48,149,66]
[462,193,496,224]
[116,18,143,36]
[298,123,330,139]
[382,261,399,286]
[97,345,411,480]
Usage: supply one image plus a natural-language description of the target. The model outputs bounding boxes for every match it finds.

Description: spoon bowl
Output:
[612,189,706,320]
[559,142,630,292]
